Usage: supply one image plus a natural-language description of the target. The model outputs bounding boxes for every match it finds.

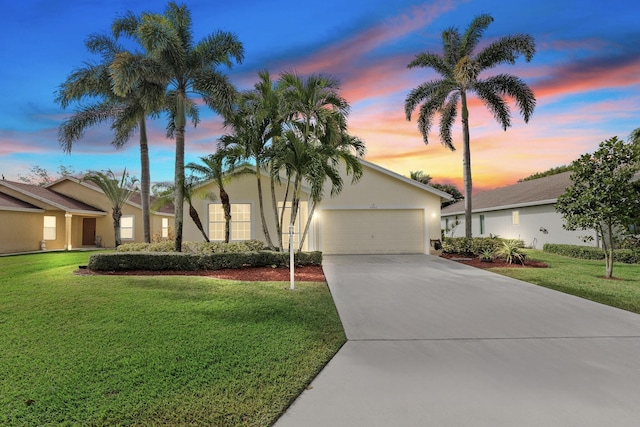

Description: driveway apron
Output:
[275,254,640,427]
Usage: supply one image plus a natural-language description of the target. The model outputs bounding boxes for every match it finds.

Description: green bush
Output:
[442,237,523,256]
[116,240,266,254]
[88,250,323,272]
[543,243,640,264]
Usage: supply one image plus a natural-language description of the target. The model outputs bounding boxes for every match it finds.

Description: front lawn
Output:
[488,249,640,314]
[0,251,345,426]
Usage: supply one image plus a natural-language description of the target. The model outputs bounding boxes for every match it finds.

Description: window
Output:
[480,214,485,235]
[512,210,520,226]
[43,216,56,240]
[208,204,251,241]
[161,218,169,238]
[121,215,134,239]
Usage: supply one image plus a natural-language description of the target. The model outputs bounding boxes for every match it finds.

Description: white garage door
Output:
[320,209,425,254]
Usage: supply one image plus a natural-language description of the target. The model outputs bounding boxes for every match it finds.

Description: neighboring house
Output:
[0,178,174,254]
[440,172,599,248]
[183,159,452,254]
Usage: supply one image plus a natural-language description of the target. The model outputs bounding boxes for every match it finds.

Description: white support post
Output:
[289,224,295,290]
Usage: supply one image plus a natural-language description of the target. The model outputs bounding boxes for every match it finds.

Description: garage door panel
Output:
[320,209,424,254]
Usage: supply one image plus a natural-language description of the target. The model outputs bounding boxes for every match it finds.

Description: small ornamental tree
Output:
[556,136,640,278]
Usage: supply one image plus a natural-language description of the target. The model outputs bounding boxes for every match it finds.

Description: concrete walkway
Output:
[275,254,640,427]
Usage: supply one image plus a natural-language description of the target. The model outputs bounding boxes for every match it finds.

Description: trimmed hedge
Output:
[442,237,524,255]
[88,250,322,272]
[543,243,640,264]
[116,240,266,254]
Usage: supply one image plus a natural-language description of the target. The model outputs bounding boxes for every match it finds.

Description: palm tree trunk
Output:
[139,117,151,243]
[189,204,209,242]
[174,91,187,252]
[289,174,302,252]
[270,174,283,251]
[256,165,275,249]
[298,200,316,252]
[460,90,473,239]
[220,186,231,243]
[279,176,292,250]
[113,209,122,247]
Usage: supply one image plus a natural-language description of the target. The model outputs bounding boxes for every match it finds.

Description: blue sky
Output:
[1,0,639,191]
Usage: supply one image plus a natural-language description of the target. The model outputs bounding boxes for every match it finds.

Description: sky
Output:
[1,0,639,193]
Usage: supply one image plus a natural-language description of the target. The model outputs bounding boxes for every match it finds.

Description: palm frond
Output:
[477,74,536,123]
[460,13,493,56]
[475,34,536,70]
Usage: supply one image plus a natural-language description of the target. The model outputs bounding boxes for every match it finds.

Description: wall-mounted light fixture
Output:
[539,227,548,234]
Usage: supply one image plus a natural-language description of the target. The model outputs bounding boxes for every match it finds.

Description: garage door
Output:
[320,209,425,254]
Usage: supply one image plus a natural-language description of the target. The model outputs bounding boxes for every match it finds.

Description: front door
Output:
[82,218,96,246]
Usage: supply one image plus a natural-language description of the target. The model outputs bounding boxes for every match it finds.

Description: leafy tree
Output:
[430,182,463,207]
[409,170,432,184]
[56,32,164,244]
[110,2,244,252]
[518,164,573,182]
[83,169,138,247]
[405,13,536,238]
[556,136,640,278]
[18,165,82,186]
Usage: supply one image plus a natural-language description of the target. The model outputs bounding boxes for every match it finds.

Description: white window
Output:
[121,215,134,239]
[208,204,251,241]
[480,214,485,235]
[512,210,520,226]
[43,216,56,240]
[161,218,169,238]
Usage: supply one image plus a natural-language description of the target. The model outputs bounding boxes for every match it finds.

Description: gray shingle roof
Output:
[442,172,573,215]
[0,181,105,214]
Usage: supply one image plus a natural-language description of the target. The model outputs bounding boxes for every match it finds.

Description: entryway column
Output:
[65,213,73,250]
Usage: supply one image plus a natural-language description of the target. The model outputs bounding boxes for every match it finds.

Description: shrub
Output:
[442,237,523,256]
[479,248,495,262]
[496,240,526,264]
[116,240,266,254]
[543,243,640,264]
[88,250,322,272]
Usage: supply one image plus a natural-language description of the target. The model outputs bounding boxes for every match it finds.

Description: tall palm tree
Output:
[404,13,536,238]
[219,70,282,249]
[83,169,138,247]
[56,33,164,243]
[110,2,244,251]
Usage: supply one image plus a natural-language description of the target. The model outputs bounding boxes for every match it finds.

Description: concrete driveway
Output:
[275,254,640,427]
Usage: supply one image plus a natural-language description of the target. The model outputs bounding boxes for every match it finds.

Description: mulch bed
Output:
[75,265,327,282]
[440,253,549,269]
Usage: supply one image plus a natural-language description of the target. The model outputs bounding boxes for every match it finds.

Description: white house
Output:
[440,172,599,248]
[183,159,452,254]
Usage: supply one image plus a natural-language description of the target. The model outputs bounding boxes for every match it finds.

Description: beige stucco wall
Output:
[0,210,44,253]
[182,162,444,254]
[183,172,307,249]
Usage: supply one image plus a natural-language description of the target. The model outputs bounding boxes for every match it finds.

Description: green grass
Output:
[0,251,346,426]
[488,249,640,314]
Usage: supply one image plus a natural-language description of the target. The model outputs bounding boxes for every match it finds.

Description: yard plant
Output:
[0,252,345,426]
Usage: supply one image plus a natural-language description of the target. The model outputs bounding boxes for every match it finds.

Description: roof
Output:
[0,191,44,212]
[47,177,175,215]
[441,171,573,215]
[359,159,453,200]
[0,180,106,214]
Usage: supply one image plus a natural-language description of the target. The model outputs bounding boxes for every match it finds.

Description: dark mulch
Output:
[75,265,326,282]
[440,253,549,269]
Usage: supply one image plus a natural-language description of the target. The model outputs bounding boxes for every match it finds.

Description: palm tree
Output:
[82,169,138,247]
[409,171,432,185]
[110,2,244,251]
[151,177,213,242]
[404,13,536,238]
[219,70,283,249]
[56,33,164,243]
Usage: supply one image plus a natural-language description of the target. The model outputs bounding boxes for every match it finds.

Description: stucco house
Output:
[0,178,174,254]
[440,172,599,248]
[183,159,451,254]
